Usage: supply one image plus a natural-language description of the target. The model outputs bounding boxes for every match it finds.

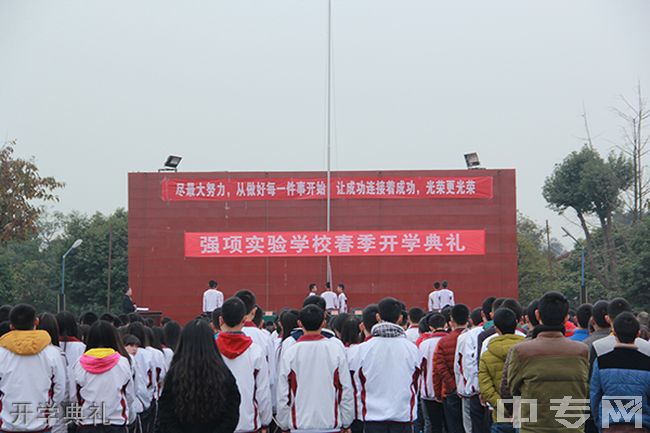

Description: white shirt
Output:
[434,289,455,310]
[338,293,348,313]
[321,291,339,310]
[202,288,224,313]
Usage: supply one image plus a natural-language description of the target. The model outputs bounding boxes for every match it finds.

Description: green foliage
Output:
[0,209,128,315]
[542,145,633,292]
[517,213,554,305]
[542,145,633,219]
[620,216,650,311]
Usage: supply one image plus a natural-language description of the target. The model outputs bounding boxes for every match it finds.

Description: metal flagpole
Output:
[326,0,333,285]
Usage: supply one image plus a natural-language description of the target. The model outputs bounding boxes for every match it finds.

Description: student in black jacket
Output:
[122,287,136,314]
[158,319,241,433]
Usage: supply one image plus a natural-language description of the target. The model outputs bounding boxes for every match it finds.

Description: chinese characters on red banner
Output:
[163,176,493,201]
[185,230,485,258]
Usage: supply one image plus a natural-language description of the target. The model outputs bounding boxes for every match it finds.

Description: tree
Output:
[619,215,650,311]
[542,145,633,294]
[51,209,128,315]
[613,82,650,222]
[0,140,64,243]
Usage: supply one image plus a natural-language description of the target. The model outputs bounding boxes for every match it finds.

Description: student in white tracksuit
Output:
[418,313,449,433]
[235,291,277,396]
[217,297,272,433]
[277,304,354,433]
[127,321,156,433]
[352,298,420,433]
[0,305,66,433]
[73,320,135,430]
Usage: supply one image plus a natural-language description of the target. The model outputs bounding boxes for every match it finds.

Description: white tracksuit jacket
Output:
[243,323,276,395]
[417,332,448,400]
[0,330,66,432]
[60,339,86,402]
[217,332,272,433]
[145,347,167,399]
[73,351,135,426]
[352,329,421,423]
[277,334,354,433]
[133,346,154,413]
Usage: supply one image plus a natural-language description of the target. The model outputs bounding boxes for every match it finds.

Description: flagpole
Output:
[326,0,333,286]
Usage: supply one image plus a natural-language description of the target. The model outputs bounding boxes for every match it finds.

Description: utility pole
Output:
[107,221,113,311]
[545,220,554,278]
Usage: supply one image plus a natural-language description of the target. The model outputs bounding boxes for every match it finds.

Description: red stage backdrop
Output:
[128,169,517,323]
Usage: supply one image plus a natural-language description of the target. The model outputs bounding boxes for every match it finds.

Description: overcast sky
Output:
[1,0,649,243]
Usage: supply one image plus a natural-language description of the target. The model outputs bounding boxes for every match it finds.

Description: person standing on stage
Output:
[438,280,455,309]
[428,281,441,311]
[308,283,318,296]
[202,280,224,315]
[337,284,348,314]
[320,282,339,311]
[122,287,137,314]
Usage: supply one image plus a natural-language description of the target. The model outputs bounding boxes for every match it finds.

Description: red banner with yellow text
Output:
[185,230,485,258]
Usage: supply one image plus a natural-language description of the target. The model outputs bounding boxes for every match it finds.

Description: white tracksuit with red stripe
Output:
[277,334,354,433]
[73,348,135,426]
[351,323,421,423]
[0,330,66,432]
[417,331,448,400]
[217,332,272,433]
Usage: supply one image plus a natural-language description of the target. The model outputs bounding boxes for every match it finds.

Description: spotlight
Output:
[464,152,481,169]
[159,155,182,172]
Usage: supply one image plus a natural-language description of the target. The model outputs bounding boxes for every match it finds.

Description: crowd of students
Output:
[0,289,649,433]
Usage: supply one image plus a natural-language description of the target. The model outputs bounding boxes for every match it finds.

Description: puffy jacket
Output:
[0,330,66,432]
[478,334,524,420]
[73,348,135,426]
[433,328,465,398]
[507,329,589,433]
[590,346,650,432]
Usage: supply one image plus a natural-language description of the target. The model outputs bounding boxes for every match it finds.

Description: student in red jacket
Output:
[433,304,470,433]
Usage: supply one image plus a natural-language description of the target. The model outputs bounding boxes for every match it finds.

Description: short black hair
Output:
[234,290,256,314]
[482,296,497,317]
[441,305,452,324]
[526,300,540,327]
[0,305,13,322]
[613,312,640,344]
[303,295,327,310]
[451,304,470,325]
[537,291,569,326]
[299,305,325,331]
[337,284,345,290]
[433,281,440,289]
[253,305,264,327]
[607,298,631,322]
[309,283,317,291]
[209,280,218,288]
[500,298,523,321]
[211,308,222,329]
[576,303,593,329]
[442,280,448,288]
[428,313,447,330]
[408,307,425,324]
[470,308,483,327]
[80,312,98,326]
[221,297,247,328]
[378,298,402,323]
[123,334,141,347]
[592,300,610,328]
[9,304,37,330]
[362,304,380,331]
[494,308,517,334]
[401,310,408,326]
[492,298,505,313]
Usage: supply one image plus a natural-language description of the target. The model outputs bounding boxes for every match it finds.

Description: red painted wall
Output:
[128,169,517,323]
